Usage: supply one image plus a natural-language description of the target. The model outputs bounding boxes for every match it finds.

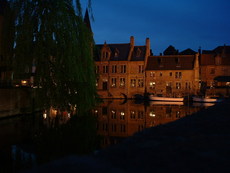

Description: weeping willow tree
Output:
[8,0,97,113]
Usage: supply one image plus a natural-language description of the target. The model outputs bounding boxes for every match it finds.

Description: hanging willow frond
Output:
[8,0,97,113]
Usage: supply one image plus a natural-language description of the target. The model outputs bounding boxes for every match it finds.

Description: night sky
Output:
[83,0,230,55]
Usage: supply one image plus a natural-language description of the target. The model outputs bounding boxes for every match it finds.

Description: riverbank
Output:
[23,100,230,173]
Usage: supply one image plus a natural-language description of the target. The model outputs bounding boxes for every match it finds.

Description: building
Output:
[200,46,230,97]
[145,46,200,97]
[94,36,151,98]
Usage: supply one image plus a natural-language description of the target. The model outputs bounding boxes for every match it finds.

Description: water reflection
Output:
[92,100,206,148]
[0,100,212,172]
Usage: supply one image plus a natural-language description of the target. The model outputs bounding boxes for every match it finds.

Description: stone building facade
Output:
[145,48,200,97]
[200,46,230,96]
[94,36,151,98]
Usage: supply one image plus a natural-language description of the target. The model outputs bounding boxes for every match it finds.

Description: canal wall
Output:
[0,88,31,118]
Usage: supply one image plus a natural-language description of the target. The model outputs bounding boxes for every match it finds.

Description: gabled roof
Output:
[131,46,146,61]
[146,55,195,70]
[179,48,197,55]
[213,46,230,54]
[94,43,130,61]
[163,45,178,55]
[202,46,230,55]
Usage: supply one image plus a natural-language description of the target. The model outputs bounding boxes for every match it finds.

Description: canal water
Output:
[0,99,213,172]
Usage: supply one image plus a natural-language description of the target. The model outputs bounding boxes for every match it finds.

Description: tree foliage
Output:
[7,0,97,113]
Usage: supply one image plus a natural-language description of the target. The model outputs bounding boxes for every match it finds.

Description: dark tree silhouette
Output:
[7,0,96,113]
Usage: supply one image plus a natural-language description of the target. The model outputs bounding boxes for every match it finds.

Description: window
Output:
[138,65,144,73]
[114,48,119,57]
[150,72,155,77]
[136,48,142,57]
[176,82,181,89]
[138,79,144,87]
[120,111,125,120]
[112,65,117,73]
[159,72,163,77]
[149,82,155,89]
[103,65,108,73]
[120,124,126,132]
[102,51,110,60]
[138,111,144,119]
[95,66,99,74]
[96,78,99,87]
[120,78,125,87]
[130,111,136,119]
[111,110,117,119]
[111,124,117,132]
[121,65,126,73]
[131,79,136,87]
[169,72,172,77]
[111,78,117,87]
[175,72,182,79]
[102,107,107,115]
[185,82,191,89]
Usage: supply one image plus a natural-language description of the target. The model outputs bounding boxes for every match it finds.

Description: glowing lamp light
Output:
[43,113,47,119]
[149,111,156,117]
[21,80,27,85]
[120,112,125,116]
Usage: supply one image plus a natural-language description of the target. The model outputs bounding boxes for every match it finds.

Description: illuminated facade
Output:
[200,46,230,97]
[94,36,151,98]
[145,47,200,97]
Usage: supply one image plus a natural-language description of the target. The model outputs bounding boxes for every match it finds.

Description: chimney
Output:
[146,37,150,57]
[130,36,134,47]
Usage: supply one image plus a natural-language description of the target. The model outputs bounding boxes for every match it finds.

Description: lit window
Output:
[149,82,155,89]
[138,79,144,87]
[111,78,117,87]
[95,66,99,74]
[131,79,136,87]
[120,112,125,120]
[150,111,156,117]
[111,110,116,119]
[176,82,181,89]
[150,72,155,77]
[120,78,125,87]
[130,111,136,119]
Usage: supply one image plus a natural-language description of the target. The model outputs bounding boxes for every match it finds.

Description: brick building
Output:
[200,46,230,96]
[145,46,200,97]
[94,36,151,98]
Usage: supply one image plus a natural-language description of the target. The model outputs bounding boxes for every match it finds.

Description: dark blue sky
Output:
[83,0,230,55]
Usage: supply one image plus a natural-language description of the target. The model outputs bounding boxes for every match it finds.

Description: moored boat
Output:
[192,96,223,103]
[149,95,184,102]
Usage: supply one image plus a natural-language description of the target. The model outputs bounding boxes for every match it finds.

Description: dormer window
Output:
[101,42,111,60]
[175,57,181,67]
[136,48,141,57]
[158,58,163,67]
[114,48,119,57]
[102,51,110,60]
